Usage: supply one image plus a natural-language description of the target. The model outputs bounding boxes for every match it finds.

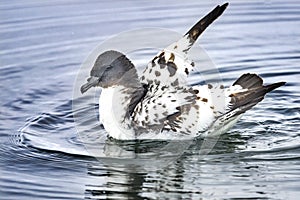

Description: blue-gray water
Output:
[1,0,300,199]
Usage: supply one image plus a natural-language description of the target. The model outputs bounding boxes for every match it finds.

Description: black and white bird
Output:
[81,3,285,140]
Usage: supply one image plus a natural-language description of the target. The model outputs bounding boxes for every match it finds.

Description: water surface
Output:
[1,0,300,199]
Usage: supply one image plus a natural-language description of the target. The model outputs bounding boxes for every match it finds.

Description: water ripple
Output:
[1,0,300,199]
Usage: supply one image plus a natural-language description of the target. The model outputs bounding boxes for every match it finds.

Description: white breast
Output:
[99,86,135,140]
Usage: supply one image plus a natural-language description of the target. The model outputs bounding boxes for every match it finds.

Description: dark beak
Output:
[80,76,100,94]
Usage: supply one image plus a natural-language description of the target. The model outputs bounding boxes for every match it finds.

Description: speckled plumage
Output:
[81,3,285,140]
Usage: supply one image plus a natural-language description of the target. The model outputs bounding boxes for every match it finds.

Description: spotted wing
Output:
[131,85,199,134]
[141,3,229,86]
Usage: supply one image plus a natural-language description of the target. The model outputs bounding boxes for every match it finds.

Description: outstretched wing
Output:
[226,73,285,117]
[140,3,229,87]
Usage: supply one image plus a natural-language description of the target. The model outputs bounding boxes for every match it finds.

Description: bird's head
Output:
[81,50,138,93]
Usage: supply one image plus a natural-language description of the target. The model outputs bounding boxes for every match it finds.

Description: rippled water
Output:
[1,0,300,199]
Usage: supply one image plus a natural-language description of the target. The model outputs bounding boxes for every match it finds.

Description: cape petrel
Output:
[81,3,285,140]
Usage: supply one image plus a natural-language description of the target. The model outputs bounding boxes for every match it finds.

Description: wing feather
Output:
[141,3,229,86]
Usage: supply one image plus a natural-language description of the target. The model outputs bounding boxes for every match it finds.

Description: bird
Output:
[80,3,285,140]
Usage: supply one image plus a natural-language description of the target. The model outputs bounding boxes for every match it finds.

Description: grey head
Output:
[81,50,141,93]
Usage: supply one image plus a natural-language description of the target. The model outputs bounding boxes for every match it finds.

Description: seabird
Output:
[81,3,285,140]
